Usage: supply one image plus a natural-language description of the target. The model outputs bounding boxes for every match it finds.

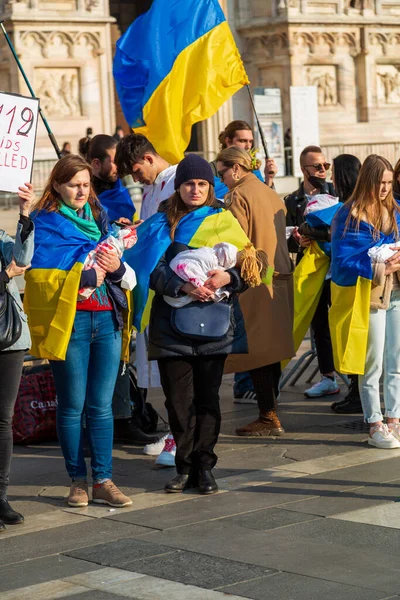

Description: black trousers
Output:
[250,362,282,413]
[0,350,25,499]
[311,279,335,375]
[157,355,227,473]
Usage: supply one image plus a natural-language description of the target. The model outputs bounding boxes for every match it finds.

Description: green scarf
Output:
[59,201,101,241]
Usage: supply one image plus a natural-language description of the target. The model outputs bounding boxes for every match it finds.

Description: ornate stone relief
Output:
[19,30,101,59]
[85,0,100,10]
[243,32,289,62]
[368,32,400,56]
[305,65,338,106]
[34,68,81,116]
[377,65,400,104]
[292,30,360,57]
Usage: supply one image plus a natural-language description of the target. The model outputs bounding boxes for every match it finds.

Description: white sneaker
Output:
[143,434,168,456]
[305,376,340,398]
[368,424,400,449]
[387,423,400,443]
[155,434,176,467]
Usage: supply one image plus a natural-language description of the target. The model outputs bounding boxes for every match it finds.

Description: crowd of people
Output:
[1,119,400,531]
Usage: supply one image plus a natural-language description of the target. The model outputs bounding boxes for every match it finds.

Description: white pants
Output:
[359,290,400,423]
[136,329,161,389]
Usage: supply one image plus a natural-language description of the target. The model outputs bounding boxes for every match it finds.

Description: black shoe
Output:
[331,375,362,414]
[164,473,191,493]
[114,419,160,446]
[0,519,5,532]
[332,396,363,414]
[0,500,24,525]
[198,470,218,495]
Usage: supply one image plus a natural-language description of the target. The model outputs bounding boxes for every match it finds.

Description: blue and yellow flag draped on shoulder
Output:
[24,211,98,360]
[24,210,133,361]
[113,0,249,164]
[292,202,342,356]
[329,204,400,375]
[124,207,250,332]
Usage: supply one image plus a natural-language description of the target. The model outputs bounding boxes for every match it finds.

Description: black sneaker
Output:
[114,418,160,446]
[233,390,257,405]
[331,375,363,414]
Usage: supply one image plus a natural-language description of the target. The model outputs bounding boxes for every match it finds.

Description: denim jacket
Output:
[0,221,35,351]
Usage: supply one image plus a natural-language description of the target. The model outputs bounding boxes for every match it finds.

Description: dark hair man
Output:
[116,133,177,221]
[84,134,137,223]
[83,134,156,446]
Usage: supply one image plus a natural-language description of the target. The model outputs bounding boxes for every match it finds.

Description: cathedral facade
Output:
[1,0,399,165]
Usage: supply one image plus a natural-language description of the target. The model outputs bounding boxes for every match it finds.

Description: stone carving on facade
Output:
[85,0,100,10]
[243,32,288,62]
[377,65,400,104]
[35,68,81,116]
[305,66,338,106]
[292,31,359,56]
[19,30,101,59]
[368,32,400,56]
[346,0,372,9]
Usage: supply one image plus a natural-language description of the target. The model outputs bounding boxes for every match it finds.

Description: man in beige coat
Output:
[217,147,294,436]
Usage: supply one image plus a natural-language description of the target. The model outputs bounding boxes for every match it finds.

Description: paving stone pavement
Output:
[1,357,400,599]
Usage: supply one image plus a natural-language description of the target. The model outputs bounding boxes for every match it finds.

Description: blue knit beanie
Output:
[174,154,215,190]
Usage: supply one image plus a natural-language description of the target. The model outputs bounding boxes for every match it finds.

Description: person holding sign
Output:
[216,146,294,437]
[24,155,133,509]
[0,183,35,531]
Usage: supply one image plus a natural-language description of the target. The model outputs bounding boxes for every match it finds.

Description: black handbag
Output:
[171,301,231,342]
[0,287,22,351]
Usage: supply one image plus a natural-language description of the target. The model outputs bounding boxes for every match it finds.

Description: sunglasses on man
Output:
[304,162,331,172]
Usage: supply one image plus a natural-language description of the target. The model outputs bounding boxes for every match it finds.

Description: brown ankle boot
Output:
[236,410,285,437]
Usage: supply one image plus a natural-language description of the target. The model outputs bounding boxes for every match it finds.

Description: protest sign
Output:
[0,91,39,193]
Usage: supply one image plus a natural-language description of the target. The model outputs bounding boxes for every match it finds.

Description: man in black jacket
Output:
[285,145,339,399]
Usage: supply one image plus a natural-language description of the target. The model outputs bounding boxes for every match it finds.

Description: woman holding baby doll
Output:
[126,154,266,494]
[216,146,294,438]
[24,154,133,508]
[330,155,400,449]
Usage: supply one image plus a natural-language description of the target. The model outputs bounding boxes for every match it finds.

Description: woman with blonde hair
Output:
[216,146,294,437]
[330,154,400,448]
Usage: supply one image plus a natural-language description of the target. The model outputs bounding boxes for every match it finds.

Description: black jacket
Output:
[285,181,336,256]
[147,241,248,360]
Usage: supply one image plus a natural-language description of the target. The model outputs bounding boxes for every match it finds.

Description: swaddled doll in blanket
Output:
[164,242,269,308]
[368,241,400,263]
[78,224,138,300]
[296,193,340,243]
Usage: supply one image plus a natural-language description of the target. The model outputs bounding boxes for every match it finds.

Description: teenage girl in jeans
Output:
[25,155,132,508]
[0,184,35,531]
[331,155,400,449]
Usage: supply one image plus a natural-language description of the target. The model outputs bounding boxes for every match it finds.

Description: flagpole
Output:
[246,84,270,160]
[0,21,62,159]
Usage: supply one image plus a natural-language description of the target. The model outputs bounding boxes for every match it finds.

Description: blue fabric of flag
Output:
[114,0,225,128]
[97,179,136,222]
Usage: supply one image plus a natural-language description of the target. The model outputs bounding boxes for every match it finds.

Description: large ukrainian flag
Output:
[113,0,249,164]
[124,206,250,332]
[24,211,97,360]
[329,205,400,374]
[24,211,133,361]
[292,203,342,355]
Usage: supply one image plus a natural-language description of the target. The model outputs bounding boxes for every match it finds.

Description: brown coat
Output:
[224,173,295,373]
[370,263,400,310]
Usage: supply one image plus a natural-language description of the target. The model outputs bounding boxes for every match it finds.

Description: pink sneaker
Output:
[155,434,176,467]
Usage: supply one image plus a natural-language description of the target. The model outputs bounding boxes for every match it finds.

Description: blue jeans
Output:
[359,290,400,423]
[50,311,121,481]
[234,371,254,396]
